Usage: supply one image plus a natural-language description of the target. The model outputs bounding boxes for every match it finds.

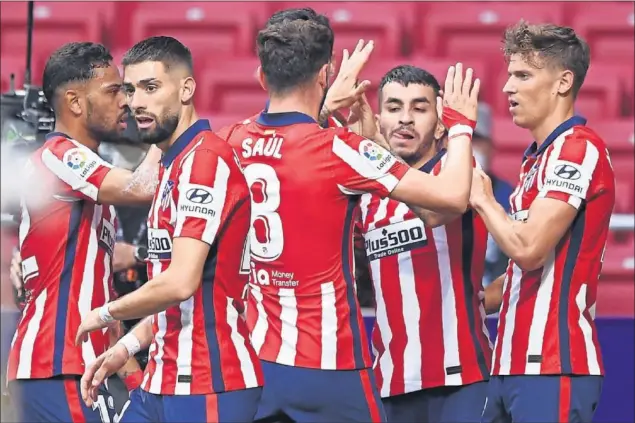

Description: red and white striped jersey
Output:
[493,116,614,376]
[223,111,409,370]
[360,149,492,397]
[142,119,262,395]
[8,133,117,380]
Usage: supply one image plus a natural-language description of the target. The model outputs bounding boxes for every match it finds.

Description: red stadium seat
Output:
[197,58,268,115]
[592,118,635,155]
[198,112,255,133]
[602,234,635,279]
[572,3,635,63]
[614,180,635,214]
[491,117,533,153]
[277,2,411,58]
[416,3,565,66]
[490,152,522,186]
[130,2,268,74]
[0,2,112,84]
[1,56,26,92]
[356,56,490,109]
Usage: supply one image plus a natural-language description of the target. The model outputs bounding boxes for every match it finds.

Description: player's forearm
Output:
[128,316,154,350]
[484,273,505,315]
[431,135,473,210]
[121,146,162,200]
[473,197,535,270]
[108,270,191,320]
[408,206,459,228]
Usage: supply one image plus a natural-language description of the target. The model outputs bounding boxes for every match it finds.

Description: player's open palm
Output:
[81,344,129,407]
[442,63,480,121]
[326,39,375,111]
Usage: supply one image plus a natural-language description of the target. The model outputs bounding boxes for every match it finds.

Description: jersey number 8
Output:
[243,163,284,262]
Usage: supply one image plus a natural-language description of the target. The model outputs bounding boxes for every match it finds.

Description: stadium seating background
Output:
[1,2,633,422]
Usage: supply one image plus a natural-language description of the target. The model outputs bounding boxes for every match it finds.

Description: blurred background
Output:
[0,1,633,422]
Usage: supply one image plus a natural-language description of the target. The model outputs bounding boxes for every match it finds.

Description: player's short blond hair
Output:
[503,20,590,98]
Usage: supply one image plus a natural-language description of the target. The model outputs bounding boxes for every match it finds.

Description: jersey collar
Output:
[523,115,587,159]
[46,131,70,140]
[256,110,317,126]
[161,119,211,167]
[419,148,448,174]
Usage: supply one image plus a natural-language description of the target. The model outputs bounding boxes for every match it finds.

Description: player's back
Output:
[8,134,116,380]
[225,111,409,370]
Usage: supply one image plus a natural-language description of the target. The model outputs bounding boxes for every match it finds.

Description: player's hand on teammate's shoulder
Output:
[80,344,129,407]
[325,39,374,112]
[441,62,481,122]
[469,168,494,208]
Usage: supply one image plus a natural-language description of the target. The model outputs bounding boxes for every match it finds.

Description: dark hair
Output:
[42,42,113,110]
[503,20,590,98]
[122,36,193,75]
[257,19,334,95]
[378,65,441,104]
[266,7,330,27]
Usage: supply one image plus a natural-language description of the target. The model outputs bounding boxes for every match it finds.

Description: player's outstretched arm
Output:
[81,317,153,407]
[97,145,162,205]
[390,63,479,214]
[470,161,582,271]
[484,273,506,314]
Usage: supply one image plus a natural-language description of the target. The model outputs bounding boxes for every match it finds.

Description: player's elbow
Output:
[442,192,469,215]
[174,283,197,303]
[514,249,547,272]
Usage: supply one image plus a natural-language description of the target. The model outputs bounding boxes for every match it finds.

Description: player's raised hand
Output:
[81,344,129,407]
[441,63,480,122]
[324,39,375,112]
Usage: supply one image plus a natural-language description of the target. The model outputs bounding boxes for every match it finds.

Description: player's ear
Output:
[181,77,196,104]
[64,89,82,116]
[557,69,574,96]
[257,66,267,91]
[318,64,329,89]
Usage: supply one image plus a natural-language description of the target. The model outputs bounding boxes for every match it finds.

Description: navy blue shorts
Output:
[119,386,262,423]
[255,361,385,422]
[382,381,488,423]
[9,377,104,423]
[482,375,603,423]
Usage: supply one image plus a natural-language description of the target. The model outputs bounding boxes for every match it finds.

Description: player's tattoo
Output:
[318,104,332,126]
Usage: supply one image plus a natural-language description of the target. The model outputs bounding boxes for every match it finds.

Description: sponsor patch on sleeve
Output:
[178,183,222,220]
[358,139,396,174]
[543,160,589,198]
[62,147,100,180]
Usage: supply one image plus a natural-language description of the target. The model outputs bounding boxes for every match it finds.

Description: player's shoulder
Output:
[565,125,609,152]
[190,130,244,172]
[217,113,260,146]
[40,133,81,157]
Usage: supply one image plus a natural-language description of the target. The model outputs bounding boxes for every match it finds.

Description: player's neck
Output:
[159,108,200,152]
[407,142,438,169]
[54,122,99,152]
[531,103,575,147]
[267,95,319,121]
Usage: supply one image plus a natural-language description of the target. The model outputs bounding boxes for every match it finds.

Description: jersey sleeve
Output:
[40,137,113,202]
[538,133,601,209]
[330,128,409,197]
[173,148,230,245]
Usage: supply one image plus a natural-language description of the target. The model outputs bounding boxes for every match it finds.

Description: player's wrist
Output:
[117,332,142,358]
[98,303,115,324]
[442,107,476,141]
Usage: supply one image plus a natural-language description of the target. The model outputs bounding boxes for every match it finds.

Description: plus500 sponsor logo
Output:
[364,219,428,260]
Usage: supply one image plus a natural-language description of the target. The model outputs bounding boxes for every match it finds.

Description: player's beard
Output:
[137,111,179,145]
[86,99,126,144]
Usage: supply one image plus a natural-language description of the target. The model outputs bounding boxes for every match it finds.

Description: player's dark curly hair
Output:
[503,20,590,98]
[42,42,113,111]
[122,36,193,75]
[265,7,330,28]
[378,65,441,106]
[257,18,334,95]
